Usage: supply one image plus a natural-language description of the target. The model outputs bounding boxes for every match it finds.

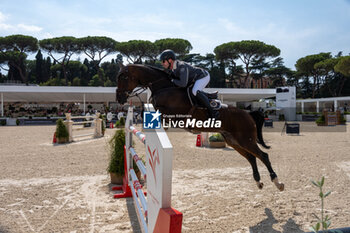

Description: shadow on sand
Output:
[249,208,305,233]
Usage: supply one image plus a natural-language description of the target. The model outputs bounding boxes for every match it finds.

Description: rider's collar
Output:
[172,60,178,70]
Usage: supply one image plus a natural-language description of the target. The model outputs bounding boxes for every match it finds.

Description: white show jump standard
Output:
[113,104,182,233]
[64,113,103,142]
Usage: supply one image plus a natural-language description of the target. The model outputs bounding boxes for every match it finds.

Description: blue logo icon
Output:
[143,110,161,129]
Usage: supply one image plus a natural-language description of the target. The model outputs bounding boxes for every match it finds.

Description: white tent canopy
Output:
[0,85,276,116]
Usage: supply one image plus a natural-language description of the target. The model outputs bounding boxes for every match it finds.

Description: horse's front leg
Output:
[233,146,264,189]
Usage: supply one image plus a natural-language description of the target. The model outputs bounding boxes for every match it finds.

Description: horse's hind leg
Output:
[242,142,284,191]
[233,146,264,189]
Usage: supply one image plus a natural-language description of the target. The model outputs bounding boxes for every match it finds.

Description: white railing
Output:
[64,113,103,142]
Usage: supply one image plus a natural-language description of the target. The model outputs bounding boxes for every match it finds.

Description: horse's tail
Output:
[249,111,271,149]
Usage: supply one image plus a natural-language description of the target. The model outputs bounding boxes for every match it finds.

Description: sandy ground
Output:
[0,122,349,233]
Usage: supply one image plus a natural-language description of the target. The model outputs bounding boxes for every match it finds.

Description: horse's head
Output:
[116,63,174,104]
[116,63,138,104]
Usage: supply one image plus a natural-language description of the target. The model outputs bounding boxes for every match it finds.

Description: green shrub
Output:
[279,114,285,121]
[209,133,225,142]
[315,115,325,125]
[119,117,125,126]
[55,119,69,141]
[16,119,20,126]
[115,120,120,127]
[108,129,125,175]
[108,129,140,175]
[0,119,6,126]
[340,116,346,124]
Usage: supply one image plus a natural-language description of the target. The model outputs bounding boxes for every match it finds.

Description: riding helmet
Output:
[160,49,176,61]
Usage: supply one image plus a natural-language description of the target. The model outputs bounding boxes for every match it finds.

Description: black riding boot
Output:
[196,91,220,119]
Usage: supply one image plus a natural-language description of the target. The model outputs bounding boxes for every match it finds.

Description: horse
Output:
[116,63,284,191]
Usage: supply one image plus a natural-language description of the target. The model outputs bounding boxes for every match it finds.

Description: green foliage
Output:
[115,121,121,127]
[88,75,103,86]
[115,117,125,128]
[315,115,325,124]
[119,117,125,126]
[295,53,333,98]
[41,77,66,86]
[72,77,81,86]
[117,40,157,63]
[16,119,20,125]
[108,129,125,175]
[78,36,118,67]
[40,36,79,54]
[296,53,332,75]
[108,129,141,175]
[209,133,225,142]
[278,114,285,121]
[0,119,6,126]
[104,79,113,87]
[310,176,332,233]
[55,119,69,140]
[340,115,346,124]
[303,112,321,115]
[215,40,280,61]
[334,56,350,77]
[154,38,193,56]
[214,40,280,87]
[39,36,81,84]
[0,34,37,83]
[1,34,38,53]
[2,34,350,97]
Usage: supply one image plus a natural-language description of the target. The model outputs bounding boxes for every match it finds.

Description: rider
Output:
[159,49,219,119]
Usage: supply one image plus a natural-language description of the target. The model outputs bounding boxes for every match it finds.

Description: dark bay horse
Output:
[116,63,284,191]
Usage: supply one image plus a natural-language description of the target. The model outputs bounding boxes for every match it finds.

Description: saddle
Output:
[186,86,227,111]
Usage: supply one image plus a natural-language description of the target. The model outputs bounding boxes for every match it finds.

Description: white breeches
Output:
[192,74,210,96]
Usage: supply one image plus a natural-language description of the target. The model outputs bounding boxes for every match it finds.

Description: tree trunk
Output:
[338,77,346,96]
[10,62,27,84]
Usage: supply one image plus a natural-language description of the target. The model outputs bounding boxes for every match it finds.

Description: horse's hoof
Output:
[256,182,264,189]
[278,183,285,191]
[272,178,284,191]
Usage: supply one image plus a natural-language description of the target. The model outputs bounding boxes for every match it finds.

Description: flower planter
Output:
[110,172,123,185]
[209,141,226,148]
[57,137,69,144]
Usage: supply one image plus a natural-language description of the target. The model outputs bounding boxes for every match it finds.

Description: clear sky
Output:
[1,0,350,69]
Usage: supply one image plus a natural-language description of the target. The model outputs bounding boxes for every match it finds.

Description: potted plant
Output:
[315,115,326,126]
[108,129,125,184]
[119,116,125,126]
[339,115,347,125]
[55,119,69,143]
[1,119,6,126]
[108,129,141,184]
[278,114,285,121]
[209,133,226,148]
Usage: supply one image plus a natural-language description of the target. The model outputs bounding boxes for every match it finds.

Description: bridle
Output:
[117,66,170,99]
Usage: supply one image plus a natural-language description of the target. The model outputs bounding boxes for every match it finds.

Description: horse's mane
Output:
[128,64,172,80]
